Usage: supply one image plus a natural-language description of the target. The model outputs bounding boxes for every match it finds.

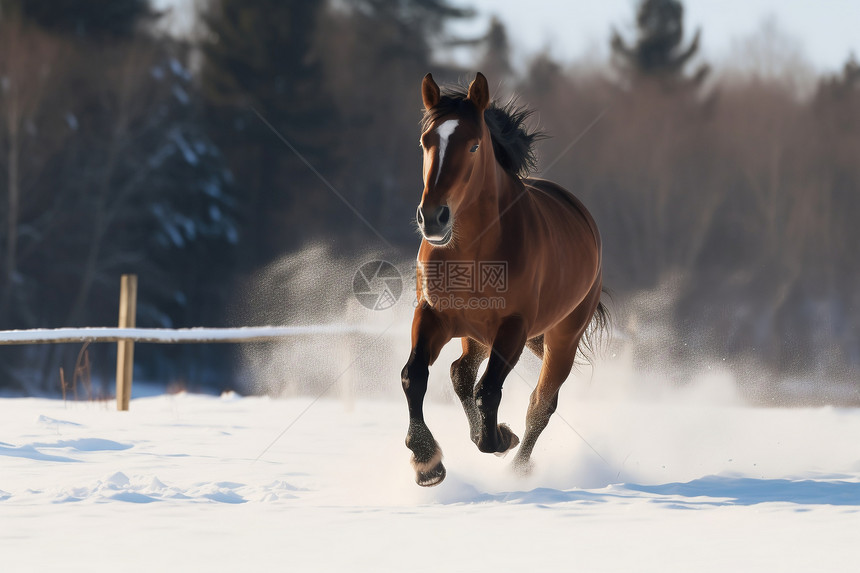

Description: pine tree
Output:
[349,0,473,43]
[0,6,240,391]
[477,17,513,82]
[611,0,708,90]
[0,0,156,39]
[199,0,338,263]
[816,54,860,104]
[318,0,474,244]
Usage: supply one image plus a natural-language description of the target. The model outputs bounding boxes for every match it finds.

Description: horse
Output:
[401,72,608,486]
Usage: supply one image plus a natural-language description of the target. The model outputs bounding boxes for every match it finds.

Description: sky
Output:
[155,0,859,75]
[446,0,859,74]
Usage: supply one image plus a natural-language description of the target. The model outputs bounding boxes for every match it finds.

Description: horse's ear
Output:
[422,73,440,110]
[467,72,490,112]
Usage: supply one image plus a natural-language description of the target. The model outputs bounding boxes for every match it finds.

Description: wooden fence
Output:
[0,275,381,411]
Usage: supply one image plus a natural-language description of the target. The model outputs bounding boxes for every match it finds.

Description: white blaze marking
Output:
[434,119,459,185]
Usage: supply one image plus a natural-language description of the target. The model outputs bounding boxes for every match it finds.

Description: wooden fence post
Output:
[116,274,137,411]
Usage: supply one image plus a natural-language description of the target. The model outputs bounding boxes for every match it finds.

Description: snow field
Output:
[2,379,860,572]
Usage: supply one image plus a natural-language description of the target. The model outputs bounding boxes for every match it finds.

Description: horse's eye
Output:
[470,144,480,153]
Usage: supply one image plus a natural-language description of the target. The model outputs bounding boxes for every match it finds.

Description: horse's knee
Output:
[528,391,558,414]
[400,363,411,392]
[401,356,428,394]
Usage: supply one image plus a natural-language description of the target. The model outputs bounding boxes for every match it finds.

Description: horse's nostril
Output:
[438,206,450,226]
[416,207,425,227]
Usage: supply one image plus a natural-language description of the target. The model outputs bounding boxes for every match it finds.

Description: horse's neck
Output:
[459,157,519,254]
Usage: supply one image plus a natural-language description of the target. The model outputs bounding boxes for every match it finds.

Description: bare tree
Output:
[0,17,60,323]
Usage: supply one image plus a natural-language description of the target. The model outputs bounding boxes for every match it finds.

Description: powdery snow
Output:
[0,324,384,344]
[2,387,860,572]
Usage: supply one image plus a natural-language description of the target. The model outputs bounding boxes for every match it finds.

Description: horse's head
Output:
[416,72,491,247]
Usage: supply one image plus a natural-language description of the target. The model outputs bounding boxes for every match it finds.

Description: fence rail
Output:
[0,274,388,411]
[0,324,387,345]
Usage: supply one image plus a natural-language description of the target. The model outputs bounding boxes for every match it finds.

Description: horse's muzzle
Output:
[417,205,452,246]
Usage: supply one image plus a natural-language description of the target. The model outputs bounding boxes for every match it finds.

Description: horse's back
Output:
[522,177,601,253]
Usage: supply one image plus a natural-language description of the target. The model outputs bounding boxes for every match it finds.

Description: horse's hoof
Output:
[477,424,520,455]
[412,448,446,487]
[415,462,446,487]
[497,423,520,454]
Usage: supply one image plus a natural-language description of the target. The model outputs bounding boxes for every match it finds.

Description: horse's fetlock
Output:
[476,435,497,453]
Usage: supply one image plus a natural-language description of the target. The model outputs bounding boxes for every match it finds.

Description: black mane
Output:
[421,85,545,179]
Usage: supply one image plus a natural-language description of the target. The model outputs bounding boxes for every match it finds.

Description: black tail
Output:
[578,289,612,366]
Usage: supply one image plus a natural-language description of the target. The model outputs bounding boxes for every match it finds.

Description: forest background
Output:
[1,0,858,402]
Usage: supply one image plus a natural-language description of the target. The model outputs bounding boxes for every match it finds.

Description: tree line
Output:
[535,1,860,396]
[0,0,857,398]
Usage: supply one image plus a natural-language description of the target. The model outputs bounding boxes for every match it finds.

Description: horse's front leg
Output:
[401,303,453,486]
[474,315,528,455]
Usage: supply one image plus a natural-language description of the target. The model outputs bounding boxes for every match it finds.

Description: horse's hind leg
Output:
[526,334,544,359]
[512,291,601,473]
[450,337,489,444]
[510,334,575,473]
[402,304,454,486]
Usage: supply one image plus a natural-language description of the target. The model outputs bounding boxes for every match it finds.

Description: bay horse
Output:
[402,72,608,486]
